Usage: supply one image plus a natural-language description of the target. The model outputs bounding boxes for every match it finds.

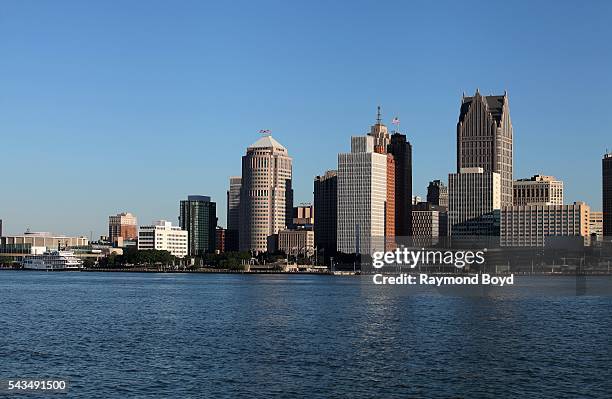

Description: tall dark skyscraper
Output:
[457,90,513,206]
[314,170,337,261]
[387,132,413,236]
[604,153,612,238]
[426,180,448,208]
[179,195,217,256]
[226,176,241,251]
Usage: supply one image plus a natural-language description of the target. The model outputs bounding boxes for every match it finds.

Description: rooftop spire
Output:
[376,105,382,124]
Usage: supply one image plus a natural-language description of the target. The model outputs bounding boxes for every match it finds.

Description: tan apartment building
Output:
[513,175,563,206]
[500,202,590,247]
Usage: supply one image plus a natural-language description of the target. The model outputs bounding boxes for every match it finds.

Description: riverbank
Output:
[3,266,612,276]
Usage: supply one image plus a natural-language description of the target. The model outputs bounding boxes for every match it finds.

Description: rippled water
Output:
[1,271,612,398]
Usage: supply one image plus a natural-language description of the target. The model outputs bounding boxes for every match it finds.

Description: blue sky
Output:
[1,0,611,237]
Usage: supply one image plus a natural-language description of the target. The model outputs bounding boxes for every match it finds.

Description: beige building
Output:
[448,167,501,236]
[1,231,89,250]
[278,229,315,257]
[239,135,293,253]
[513,175,563,206]
[500,202,590,247]
[138,220,188,258]
[589,211,603,241]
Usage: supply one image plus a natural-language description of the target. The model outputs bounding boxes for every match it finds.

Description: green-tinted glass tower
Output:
[179,195,217,257]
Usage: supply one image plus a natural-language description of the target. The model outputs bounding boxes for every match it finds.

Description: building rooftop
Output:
[515,175,560,182]
[187,195,211,202]
[459,91,507,124]
[248,135,287,150]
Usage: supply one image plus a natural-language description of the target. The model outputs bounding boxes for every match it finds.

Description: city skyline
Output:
[2,1,612,237]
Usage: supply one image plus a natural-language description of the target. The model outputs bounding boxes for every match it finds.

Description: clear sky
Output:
[1,0,611,237]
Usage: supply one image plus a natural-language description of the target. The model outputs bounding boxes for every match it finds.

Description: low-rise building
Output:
[292,204,314,229]
[1,231,89,254]
[138,220,188,258]
[513,175,563,206]
[589,211,603,241]
[449,167,501,236]
[500,202,590,247]
[278,229,314,257]
[216,227,226,253]
[412,202,449,238]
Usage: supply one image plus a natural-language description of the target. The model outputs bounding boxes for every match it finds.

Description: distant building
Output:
[179,195,217,256]
[412,196,422,205]
[337,135,388,255]
[239,135,293,253]
[387,133,413,237]
[385,152,396,249]
[501,202,590,247]
[216,227,226,253]
[108,212,137,247]
[411,202,440,245]
[1,231,89,254]
[278,229,315,257]
[604,153,612,238]
[589,211,603,241]
[457,90,513,206]
[412,202,448,239]
[513,175,563,206]
[368,106,391,151]
[449,167,501,236]
[292,204,314,229]
[138,220,188,258]
[0,219,2,237]
[367,107,402,247]
[314,170,337,260]
[226,176,241,251]
[426,180,448,208]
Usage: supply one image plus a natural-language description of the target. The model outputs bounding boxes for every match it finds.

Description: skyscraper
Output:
[337,135,387,255]
[366,107,412,239]
[604,153,612,238]
[314,170,337,261]
[387,133,413,236]
[108,212,138,247]
[226,176,241,251]
[239,135,293,253]
[426,180,448,208]
[179,195,217,256]
[457,90,513,206]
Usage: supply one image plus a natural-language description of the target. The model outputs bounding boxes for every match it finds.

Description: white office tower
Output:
[239,135,293,253]
[138,220,188,258]
[337,135,388,255]
[449,167,501,236]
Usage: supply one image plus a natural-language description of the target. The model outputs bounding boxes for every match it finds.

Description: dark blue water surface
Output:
[1,271,612,398]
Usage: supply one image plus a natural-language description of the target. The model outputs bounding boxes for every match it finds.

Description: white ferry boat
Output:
[22,250,83,271]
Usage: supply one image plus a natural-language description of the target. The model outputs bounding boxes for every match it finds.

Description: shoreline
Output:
[2,267,612,276]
